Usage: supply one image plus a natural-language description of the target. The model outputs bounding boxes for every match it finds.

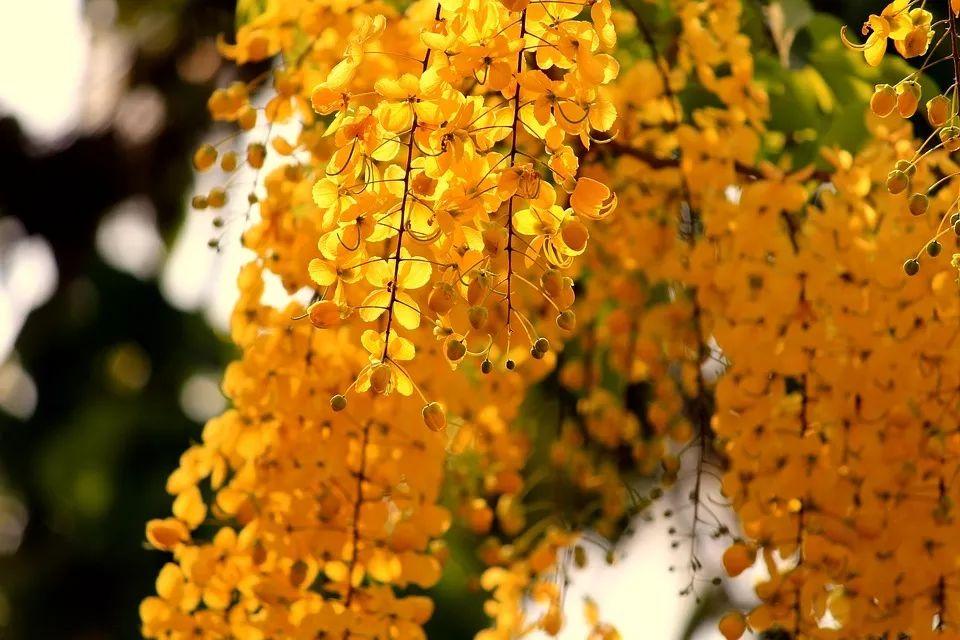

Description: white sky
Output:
[0,0,89,140]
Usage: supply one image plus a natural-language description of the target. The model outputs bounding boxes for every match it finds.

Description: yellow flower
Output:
[145,518,190,551]
[359,248,432,330]
[841,0,911,67]
[894,9,933,58]
[570,177,617,220]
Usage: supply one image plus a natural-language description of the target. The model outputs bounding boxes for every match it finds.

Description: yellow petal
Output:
[570,177,616,219]
[394,292,422,329]
[389,334,416,361]
[308,259,337,286]
[172,486,206,529]
[312,179,339,208]
[359,290,391,322]
[401,257,432,290]
[361,329,383,355]
[864,36,887,66]
[326,59,356,90]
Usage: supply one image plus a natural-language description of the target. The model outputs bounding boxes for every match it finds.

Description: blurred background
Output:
[0,0,886,638]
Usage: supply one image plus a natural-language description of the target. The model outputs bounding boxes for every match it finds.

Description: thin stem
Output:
[380,4,443,361]
[504,9,529,345]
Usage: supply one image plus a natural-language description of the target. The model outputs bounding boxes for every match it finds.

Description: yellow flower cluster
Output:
[304,0,618,419]
[858,0,960,283]
[842,0,935,66]
[143,263,449,638]
[144,0,960,638]
[571,0,960,637]
[712,131,960,637]
[146,0,623,638]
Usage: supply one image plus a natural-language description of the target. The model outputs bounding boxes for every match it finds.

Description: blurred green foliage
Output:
[0,1,237,637]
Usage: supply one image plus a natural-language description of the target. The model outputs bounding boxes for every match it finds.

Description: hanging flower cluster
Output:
[142,263,451,639]
[562,0,960,637]
[145,0,625,638]
[304,0,619,425]
[143,0,960,638]
[853,0,960,280]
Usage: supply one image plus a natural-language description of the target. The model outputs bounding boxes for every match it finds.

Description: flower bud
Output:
[722,542,756,577]
[870,84,897,117]
[428,283,457,315]
[220,151,238,172]
[208,187,228,208]
[941,126,960,152]
[422,402,446,432]
[908,193,928,216]
[445,337,466,363]
[308,300,341,329]
[718,612,746,640]
[540,607,562,635]
[467,272,491,306]
[237,105,257,130]
[193,144,217,171]
[541,269,563,297]
[896,80,921,118]
[927,94,952,128]
[468,305,489,331]
[886,170,908,195]
[895,159,916,176]
[556,310,576,331]
[370,363,393,394]
[247,142,267,168]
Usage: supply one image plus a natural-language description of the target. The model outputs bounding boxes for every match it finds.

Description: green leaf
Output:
[235,0,267,30]
[752,11,944,167]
